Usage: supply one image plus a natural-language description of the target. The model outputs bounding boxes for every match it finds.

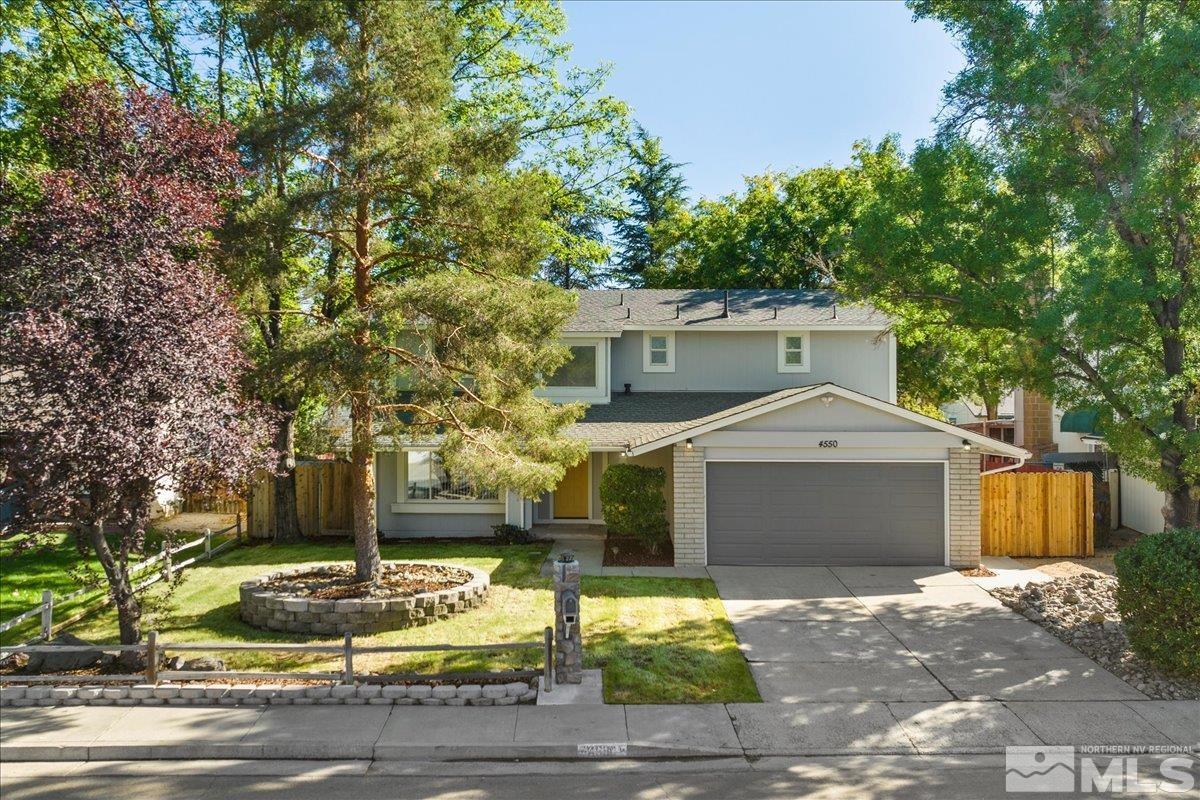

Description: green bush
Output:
[599,463,670,552]
[1113,527,1200,679]
[491,523,533,545]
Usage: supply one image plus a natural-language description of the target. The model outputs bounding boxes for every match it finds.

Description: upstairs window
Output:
[643,331,675,373]
[777,330,810,373]
[549,344,598,388]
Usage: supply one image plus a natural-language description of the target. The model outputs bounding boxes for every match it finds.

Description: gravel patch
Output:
[990,575,1199,700]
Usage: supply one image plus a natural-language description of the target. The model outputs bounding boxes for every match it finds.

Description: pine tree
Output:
[239,1,586,581]
[611,125,688,287]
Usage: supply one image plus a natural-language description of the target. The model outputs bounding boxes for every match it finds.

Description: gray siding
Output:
[376,452,503,538]
[706,462,945,566]
[610,330,890,398]
[725,396,928,433]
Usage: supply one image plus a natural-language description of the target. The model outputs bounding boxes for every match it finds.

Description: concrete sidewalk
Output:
[2,699,1194,763]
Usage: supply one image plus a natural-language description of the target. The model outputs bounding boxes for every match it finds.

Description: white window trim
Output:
[390,450,504,514]
[642,330,675,373]
[542,338,606,398]
[777,330,811,373]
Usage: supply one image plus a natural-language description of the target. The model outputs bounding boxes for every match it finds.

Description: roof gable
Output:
[617,384,1030,458]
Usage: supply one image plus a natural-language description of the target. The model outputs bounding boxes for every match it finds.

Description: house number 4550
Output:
[818,440,839,448]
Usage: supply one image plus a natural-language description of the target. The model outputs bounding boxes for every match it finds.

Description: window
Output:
[777,330,810,373]
[405,451,497,501]
[548,345,598,388]
[642,331,675,372]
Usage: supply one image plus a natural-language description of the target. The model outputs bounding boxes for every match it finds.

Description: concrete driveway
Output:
[709,565,1145,704]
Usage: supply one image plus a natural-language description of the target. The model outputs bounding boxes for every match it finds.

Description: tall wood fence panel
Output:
[981,471,1094,557]
[247,461,353,538]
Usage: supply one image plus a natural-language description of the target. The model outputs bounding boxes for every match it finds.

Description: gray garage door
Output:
[706,462,945,566]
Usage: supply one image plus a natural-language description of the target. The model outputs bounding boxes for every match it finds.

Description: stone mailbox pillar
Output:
[553,552,582,684]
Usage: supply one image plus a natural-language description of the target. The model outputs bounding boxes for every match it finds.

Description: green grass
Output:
[0,527,222,645]
[20,538,757,704]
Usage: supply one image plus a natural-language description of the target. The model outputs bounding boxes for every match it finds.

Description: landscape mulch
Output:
[603,535,674,567]
[261,563,473,600]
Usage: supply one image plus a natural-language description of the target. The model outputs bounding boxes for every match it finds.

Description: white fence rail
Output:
[0,518,243,644]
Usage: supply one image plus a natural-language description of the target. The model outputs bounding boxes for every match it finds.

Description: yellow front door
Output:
[553,457,590,519]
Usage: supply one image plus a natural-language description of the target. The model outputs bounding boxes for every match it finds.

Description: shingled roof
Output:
[565,289,887,332]
[567,387,817,450]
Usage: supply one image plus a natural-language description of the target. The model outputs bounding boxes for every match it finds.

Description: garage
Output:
[705,461,945,566]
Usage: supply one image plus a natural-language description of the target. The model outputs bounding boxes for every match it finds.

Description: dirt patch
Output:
[603,535,674,567]
[957,566,997,577]
[1014,528,1144,578]
[260,562,474,600]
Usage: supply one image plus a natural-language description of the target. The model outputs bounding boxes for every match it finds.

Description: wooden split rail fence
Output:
[0,518,244,646]
[0,627,555,691]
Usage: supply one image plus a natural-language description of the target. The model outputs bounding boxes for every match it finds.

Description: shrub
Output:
[599,463,669,552]
[1113,527,1200,679]
[491,523,533,545]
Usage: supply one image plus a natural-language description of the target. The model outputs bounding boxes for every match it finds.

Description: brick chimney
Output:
[1015,389,1057,459]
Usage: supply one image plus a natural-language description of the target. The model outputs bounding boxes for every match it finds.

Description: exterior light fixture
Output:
[685,438,694,450]
[821,394,834,407]
[962,439,973,452]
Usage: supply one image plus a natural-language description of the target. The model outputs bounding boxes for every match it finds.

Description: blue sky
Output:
[561,1,964,200]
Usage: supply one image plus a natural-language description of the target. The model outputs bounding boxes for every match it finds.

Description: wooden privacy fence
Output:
[247,461,353,538]
[0,627,555,691]
[981,471,1094,557]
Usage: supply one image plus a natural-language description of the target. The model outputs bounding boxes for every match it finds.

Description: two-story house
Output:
[376,290,1028,568]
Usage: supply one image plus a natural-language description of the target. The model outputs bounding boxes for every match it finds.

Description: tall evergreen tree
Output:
[611,125,688,287]
[238,1,586,581]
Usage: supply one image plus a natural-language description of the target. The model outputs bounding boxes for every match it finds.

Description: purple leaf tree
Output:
[0,82,273,646]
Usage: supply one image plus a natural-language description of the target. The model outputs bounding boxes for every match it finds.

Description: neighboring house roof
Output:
[565,289,889,333]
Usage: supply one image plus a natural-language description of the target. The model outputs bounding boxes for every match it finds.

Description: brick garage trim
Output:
[239,561,489,635]
[948,450,982,568]
[672,443,706,567]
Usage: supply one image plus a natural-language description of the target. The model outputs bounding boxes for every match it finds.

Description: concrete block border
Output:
[239,561,490,634]
[0,679,537,708]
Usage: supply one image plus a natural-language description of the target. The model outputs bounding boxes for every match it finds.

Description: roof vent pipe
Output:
[722,290,730,318]
[832,302,838,321]
[626,306,631,319]
[618,291,623,306]
[675,303,681,319]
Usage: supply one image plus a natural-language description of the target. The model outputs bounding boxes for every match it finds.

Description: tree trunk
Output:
[350,391,380,581]
[1162,450,1199,530]
[271,404,302,543]
[84,521,141,647]
[1157,310,1197,529]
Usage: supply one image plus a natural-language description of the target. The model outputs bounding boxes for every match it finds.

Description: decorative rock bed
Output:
[239,561,490,634]
[990,574,1200,701]
[0,678,538,707]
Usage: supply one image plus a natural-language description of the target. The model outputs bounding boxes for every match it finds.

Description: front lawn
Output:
[51,539,757,704]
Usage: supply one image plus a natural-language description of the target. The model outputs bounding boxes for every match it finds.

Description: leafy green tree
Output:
[1,0,197,180]
[611,125,688,287]
[895,1,1199,528]
[214,3,319,543]
[654,161,871,290]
